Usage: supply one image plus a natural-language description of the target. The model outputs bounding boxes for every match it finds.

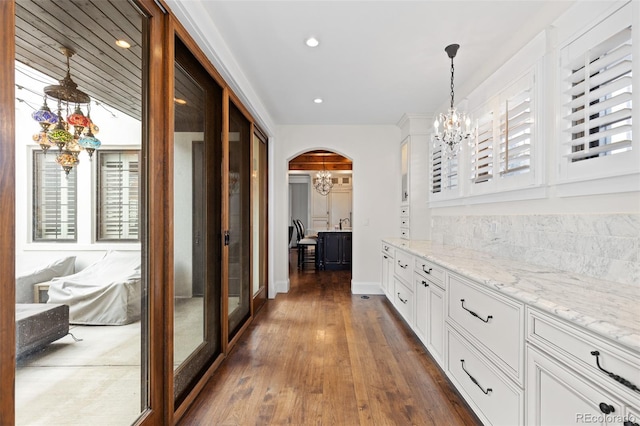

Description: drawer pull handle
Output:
[397,260,408,269]
[460,299,493,323]
[591,350,640,393]
[422,265,432,274]
[598,402,614,415]
[384,245,389,250]
[383,255,388,259]
[460,360,492,395]
[421,280,429,287]
[397,293,408,304]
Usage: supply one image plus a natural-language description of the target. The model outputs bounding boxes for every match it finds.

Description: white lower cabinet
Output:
[527,344,626,426]
[526,307,640,426]
[447,326,524,426]
[414,271,446,365]
[380,240,639,426]
[381,250,393,299]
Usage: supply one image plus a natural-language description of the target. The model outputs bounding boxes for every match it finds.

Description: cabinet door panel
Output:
[527,345,625,426]
[323,234,342,265]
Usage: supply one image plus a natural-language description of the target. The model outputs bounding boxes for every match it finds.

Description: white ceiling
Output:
[178,1,577,126]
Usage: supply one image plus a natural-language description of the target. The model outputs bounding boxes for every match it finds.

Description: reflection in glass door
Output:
[227,103,251,340]
[173,37,223,408]
[252,130,268,312]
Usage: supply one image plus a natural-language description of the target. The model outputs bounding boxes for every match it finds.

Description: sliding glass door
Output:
[227,102,251,340]
[172,36,223,408]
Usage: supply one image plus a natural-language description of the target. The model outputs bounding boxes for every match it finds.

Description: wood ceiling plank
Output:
[15,0,143,119]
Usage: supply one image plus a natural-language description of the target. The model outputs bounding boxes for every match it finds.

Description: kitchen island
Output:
[316,230,352,270]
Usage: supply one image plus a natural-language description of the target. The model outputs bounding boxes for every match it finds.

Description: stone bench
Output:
[16,303,69,358]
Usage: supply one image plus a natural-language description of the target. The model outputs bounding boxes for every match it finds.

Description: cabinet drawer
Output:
[528,308,640,402]
[447,327,523,426]
[400,228,410,240]
[414,257,445,285]
[448,273,524,383]
[381,242,395,258]
[394,250,413,283]
[400,217,410,228]
[394,278,414,327]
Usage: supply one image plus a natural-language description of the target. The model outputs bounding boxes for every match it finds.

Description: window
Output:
[430,146,458,194]
[467,71,536,195]
[97,150,140,241]
[499,86,532,177]
[32,150,77,241]
[559,4,637,186]
[470,111,494,184]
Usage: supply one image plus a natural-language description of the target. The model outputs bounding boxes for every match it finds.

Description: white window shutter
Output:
[470,111,494,184]
[33,151,77,241]
[500,87,533,177]
[563,25,632,163]
[98,151,140,241]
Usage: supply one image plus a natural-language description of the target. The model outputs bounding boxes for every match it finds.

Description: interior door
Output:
[173,36,223,408]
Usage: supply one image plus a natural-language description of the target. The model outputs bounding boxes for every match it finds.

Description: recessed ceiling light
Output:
[115,39,131,49]
[174,97,187,105]
[305,37,319,48]
[313,98,323,104]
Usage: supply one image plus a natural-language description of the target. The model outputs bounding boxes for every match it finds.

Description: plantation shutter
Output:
[563,26,632,162]
[431,145,442,193]
[98,151,140,241]
[33,151,77,241]
[470,111,494,184]
[500,87,533,176]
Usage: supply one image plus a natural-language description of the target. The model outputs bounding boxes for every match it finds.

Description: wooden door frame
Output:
[0,1,16,424]
[0,0,170,423]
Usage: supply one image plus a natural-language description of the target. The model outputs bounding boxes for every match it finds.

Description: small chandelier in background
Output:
[31,47,101,175]
[433,43,475,160]
[313,155,333,196]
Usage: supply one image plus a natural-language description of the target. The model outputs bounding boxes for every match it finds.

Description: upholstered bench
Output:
[16,303,69,358]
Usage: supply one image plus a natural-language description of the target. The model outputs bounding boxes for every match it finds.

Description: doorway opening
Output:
[288,150,352,275]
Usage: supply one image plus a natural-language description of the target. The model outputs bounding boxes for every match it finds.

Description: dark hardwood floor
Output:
[178,250,481,425]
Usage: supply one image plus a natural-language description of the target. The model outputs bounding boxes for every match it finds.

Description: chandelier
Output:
[313,155,333,196]
[433,44,474,160]
[31,47,101,175]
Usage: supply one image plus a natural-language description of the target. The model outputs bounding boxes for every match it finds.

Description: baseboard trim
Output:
[275,279,290,294]
[351,281,383,295]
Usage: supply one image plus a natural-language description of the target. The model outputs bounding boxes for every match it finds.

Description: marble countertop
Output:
[383,238,640,354]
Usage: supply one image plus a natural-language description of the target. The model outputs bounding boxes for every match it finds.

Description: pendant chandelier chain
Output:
[450,58,455,108]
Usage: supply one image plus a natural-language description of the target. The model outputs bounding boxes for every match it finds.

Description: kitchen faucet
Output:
[339,217,350,230]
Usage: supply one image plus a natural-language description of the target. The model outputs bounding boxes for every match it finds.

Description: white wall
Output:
[274,125,400,294]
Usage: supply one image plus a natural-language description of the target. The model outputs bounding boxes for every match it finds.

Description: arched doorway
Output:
[287,150,352,273]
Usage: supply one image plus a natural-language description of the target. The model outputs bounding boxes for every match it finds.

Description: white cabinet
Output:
[401,138,409,204]
[527,345,626,426]
[397,114,430,240]
[380,244,394,299]
[526,307,640,426]
[310,180,352,231]
[310,186,329,230]
[414,261,446,366]
[448,272,525,384]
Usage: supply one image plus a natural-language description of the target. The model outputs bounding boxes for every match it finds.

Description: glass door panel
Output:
[252,131,268,311]
[173,37,222,408]
[228,103,251,340]
[14,0,148,424]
